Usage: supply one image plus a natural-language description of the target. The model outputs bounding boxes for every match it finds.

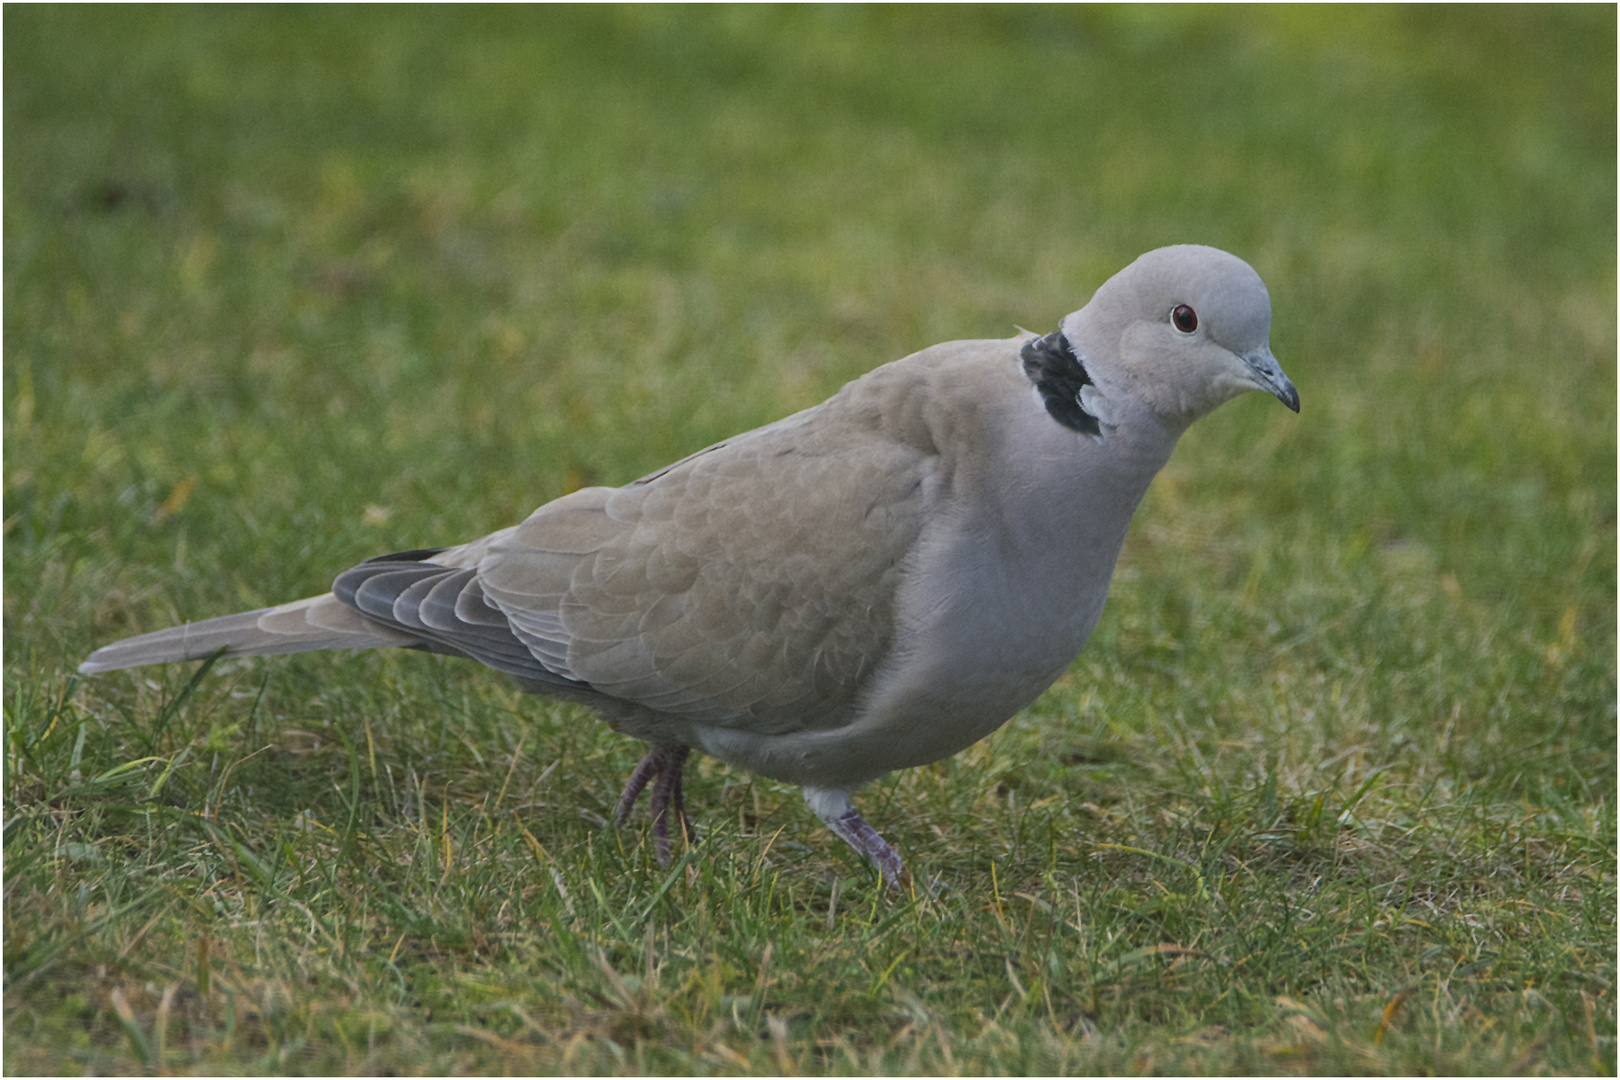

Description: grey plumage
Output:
[81,244,1299,885]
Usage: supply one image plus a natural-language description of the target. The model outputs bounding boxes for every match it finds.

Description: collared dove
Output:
[80,244,1298,886]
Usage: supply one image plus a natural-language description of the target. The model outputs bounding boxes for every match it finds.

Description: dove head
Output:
[1062,245,1299,427]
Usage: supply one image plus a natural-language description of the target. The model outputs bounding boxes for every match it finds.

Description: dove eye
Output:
[1171,304,1199,334]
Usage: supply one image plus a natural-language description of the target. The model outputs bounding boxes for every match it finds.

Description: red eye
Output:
[1171,304,1198,333]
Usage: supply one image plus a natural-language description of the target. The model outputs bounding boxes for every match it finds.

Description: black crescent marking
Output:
[1020,330,1101,437]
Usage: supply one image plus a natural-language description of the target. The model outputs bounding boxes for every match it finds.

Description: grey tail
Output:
[78,593,424,675]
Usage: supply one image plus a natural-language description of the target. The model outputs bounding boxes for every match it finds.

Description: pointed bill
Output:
[1243,346,1300,412]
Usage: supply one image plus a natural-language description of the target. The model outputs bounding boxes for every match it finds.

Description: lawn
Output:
[4,6,1614,1075]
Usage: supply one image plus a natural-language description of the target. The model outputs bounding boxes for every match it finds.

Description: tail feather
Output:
[79,594,422,675]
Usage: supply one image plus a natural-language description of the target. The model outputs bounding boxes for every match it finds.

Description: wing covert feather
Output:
[477,366,945,734]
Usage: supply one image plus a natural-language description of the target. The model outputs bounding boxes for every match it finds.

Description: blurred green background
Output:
[5,6,1614,1075]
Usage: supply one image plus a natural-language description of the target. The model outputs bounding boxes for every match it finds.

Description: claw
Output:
[614,744,693,865]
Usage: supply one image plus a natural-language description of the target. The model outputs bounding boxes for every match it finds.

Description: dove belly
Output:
[690,506,1124,791]
[692,571,1110,789]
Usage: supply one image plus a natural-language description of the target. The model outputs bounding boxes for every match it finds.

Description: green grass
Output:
[5,6,1614,1074]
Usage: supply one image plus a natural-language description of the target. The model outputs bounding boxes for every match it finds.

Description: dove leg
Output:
[614,752,660,827]
[804,787,906,888]
[614,743,693,865]
[648,744,692,864]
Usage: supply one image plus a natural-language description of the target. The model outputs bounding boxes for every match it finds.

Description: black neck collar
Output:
[1021,330,1102,437]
